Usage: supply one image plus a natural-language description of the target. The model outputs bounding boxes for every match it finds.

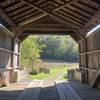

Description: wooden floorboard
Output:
[16,80,43,100]
[0,82,29,100]
[56,80,100,100]
[69,81,100,100]
[39,81,60,100]
[1,80,100,100]
[56,81,82,100]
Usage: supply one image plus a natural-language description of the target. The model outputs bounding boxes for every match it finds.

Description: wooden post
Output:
[84,38,89,84]
[12,38,20,69]
[79,38,88,84]
[11,38,20,82]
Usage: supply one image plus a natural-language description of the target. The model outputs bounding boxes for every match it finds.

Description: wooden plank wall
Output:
[79,29,100,85]
[0,29,13,69]
[0,28,20,84]
[13,39,20,68]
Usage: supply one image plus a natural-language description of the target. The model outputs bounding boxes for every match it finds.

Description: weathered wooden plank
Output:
[56,81,82,100]
[53,0,79,11]
[20,0,79,28]
[0,7,16,27]
[16,80,43,100]
[80,8,100,34]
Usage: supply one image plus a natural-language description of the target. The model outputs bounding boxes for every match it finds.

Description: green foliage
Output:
[20,36,42,67]
[36,36,78,62]
[20,35,78,68]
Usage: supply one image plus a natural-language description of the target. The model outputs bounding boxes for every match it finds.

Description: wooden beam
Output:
[18,13,47,26]
[20,0,78,28]
[80,67,98,72]
[18,28,74,35]
[55,12,82,27]
[20,31,72,34]
[97,18,100,23]
[0,26,14,37]
[31,24,77,30]
[70,35,79,43]
[31,24,69,26]
[19,34,30,42]
[0,47,13,53]
[53,0,79,11]
[92,0,100,4]
[18,27,74,34]
[17,26,75,31]
[80,8,100,34]
[0,7,16,27]
[24,29,74,31]
[79,49,100,55]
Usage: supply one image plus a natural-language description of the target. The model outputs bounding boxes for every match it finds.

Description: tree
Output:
[20,35,42,67]
[36,35,79,62]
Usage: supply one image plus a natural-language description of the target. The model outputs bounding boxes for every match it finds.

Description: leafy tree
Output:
[36,35,78,62]
[20,35,42,67]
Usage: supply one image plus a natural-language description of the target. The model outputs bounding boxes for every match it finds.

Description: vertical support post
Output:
[12,38,20,69]
[78,42,81,67]
[11,38,20,82]
[79,38,88,83]
[84,38,88,84]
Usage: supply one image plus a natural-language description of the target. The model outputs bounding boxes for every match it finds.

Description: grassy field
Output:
[28,62,78,80]
[28,66,67,80]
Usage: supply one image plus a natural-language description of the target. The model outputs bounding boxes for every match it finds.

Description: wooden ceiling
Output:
[0,0,100,41]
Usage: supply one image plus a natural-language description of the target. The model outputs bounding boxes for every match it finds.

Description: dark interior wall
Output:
[79,29,100,88]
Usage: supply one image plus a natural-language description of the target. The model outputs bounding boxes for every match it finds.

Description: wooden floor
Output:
[0,82,29,100]
[0,80,100,100]
[69,80,100,100]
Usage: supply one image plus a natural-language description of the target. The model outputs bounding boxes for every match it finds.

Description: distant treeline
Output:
[20,35,79,66]
[37,36,79,62]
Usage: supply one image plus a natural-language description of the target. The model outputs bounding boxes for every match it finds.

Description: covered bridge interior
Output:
[0,0,100,89]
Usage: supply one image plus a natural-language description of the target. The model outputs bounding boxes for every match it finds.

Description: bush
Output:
[63,74,68,78]
[30,67,38,75]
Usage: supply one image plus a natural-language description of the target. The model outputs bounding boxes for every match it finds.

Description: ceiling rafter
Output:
[80,8,100,34]
[64,6,90,19]
[53,0,79,11]
[20,0,79,29]
[21,29,74,34]
[0,0,4,3]
[54,11,83,27]
[0,7,16,27]
[50,0,60,7]
[8,6,31,17]
[2,1,21,9]
[60,7,88,22]
[91,0,100,4]
[15,10,42,23]
[78,1,98,11]
[21,28,74,31]
[57,9,85,24]
[12,9,38,20]
[18,13,47,26]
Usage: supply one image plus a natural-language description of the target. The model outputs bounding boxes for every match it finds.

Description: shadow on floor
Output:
[0,80,100,100]
[0,82,60,100]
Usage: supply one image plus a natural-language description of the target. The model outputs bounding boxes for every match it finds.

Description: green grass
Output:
[27,62,78,80]
[28,66,67,80]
